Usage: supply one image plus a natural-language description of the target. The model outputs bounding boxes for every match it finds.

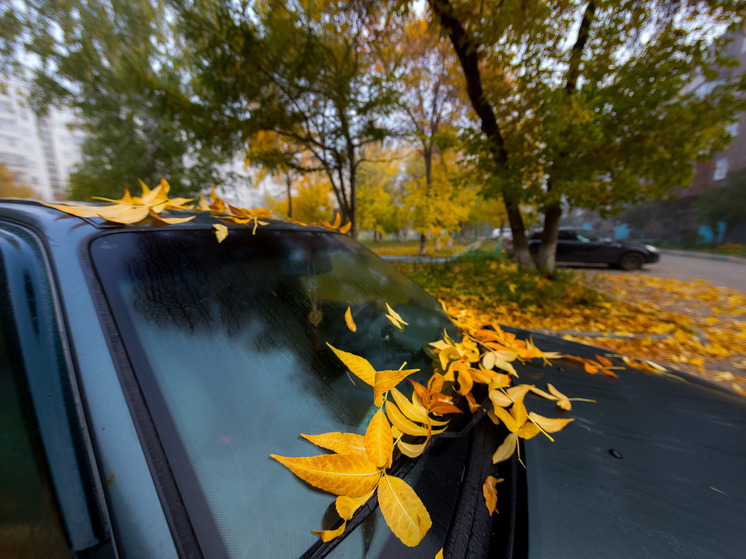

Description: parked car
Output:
[1,199,744,559]
[527,228,660,270]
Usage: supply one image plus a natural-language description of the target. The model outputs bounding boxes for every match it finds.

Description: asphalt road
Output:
[604,252,746,291]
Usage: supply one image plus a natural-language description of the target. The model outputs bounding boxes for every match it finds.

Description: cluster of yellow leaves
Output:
[41,181,355,243]
[273,302,583,549]
[272,331,443,547]
[43,179,195,225]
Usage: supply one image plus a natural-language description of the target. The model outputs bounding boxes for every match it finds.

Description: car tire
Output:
[619,252,644,271]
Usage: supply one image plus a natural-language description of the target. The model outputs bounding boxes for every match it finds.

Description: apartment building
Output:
[0,77,84,200]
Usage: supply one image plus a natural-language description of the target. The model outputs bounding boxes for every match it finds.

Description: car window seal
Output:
[81,230,214,559]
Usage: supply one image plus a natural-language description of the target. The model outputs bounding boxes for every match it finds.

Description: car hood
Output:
[511,329,746,558]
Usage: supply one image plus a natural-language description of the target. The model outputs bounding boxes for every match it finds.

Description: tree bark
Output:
[535,1,596,274]
[285,172,293,219]
[428,0,533,269]
[536,203,562,275]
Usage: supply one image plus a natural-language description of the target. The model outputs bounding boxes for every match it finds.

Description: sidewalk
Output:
[658,248,746,265]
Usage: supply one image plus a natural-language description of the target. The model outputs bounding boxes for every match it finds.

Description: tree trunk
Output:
[429,0,533,270]
[504,197,533,269]
[418,232,427,256]
[285,172,293,219]
[536,204,562,276]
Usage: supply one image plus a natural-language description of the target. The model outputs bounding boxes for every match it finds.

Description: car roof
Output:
[0,198,333,236]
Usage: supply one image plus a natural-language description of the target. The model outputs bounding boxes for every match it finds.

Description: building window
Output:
[713,158,729,181]
[742,36,746,53]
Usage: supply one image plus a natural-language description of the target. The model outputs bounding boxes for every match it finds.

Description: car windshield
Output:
[89,226,455,558]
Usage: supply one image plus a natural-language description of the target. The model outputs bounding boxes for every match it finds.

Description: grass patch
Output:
[363,239,477,257]
[391,254,603,313]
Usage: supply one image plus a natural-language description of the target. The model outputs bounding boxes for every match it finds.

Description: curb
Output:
[659,248,746,265]
[379,240,485,264]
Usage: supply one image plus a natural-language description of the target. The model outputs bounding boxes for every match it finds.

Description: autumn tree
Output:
[175,0,399,237]
[388,17,466,254]
[427,0,745,273]
[356,144,402,240]
[1,0,231,199]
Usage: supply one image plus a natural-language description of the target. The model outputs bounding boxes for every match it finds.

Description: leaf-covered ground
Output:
[390,256,746,396]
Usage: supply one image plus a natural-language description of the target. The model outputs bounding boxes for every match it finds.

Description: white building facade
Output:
[0,78,84,200]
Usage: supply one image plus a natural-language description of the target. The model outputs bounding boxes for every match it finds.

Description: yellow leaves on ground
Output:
[377,473,431,547]
[269,453,381,497]
[482,475,500,516]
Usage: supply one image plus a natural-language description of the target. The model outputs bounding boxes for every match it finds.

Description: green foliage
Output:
[393,254,601,309]
[2,0,231,200]
[176,0,399,235]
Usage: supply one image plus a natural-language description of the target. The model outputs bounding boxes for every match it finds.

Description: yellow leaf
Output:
[336,492,373,519]
[213,223,229,242]
[326,343,375,386]
[374,369,419,407]
[390,388,429,424]
[313,522,347,542]
[547,383,572,411]
[492,433,518,463]
[489,388,513,409]
[345,307,357,332]
[529,386,557,401]
[489,405,520,433]
[510,393,528,427]
[301,432,367,455]
[365,409,394,468]
[385,302,409,331]
[517,422,541,440]
[96,205,150,224]
[41,201,102,218]
[339,221,352,234]
[270,453,381,497]
[436,549,444,559]
[482,475,498,516]
[386,401,429,437]
[397,438,429,458]
[528,412,574,434]
[595,354,613,368]
[149,210,196,225]
[377,473,431,547]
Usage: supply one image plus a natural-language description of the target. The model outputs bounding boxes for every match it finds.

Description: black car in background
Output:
[528,228,660,270]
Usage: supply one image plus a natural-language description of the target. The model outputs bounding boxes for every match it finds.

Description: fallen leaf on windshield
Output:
[365,409,393,468]
[326,343,375,385]
[269,453,381,497]
[378,473,431,547]
[301,432,366,455]
[385,302,409,331]
[374,368,420,407]
[345,307,357,332]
